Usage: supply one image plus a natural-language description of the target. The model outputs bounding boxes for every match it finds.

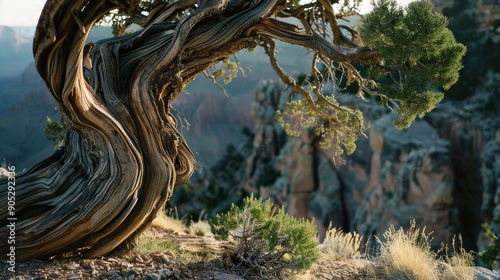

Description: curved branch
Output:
[311,54,359,121]
[260,35,331,120]
[248,18,382,65]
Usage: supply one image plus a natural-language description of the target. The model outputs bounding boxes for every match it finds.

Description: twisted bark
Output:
[0,0,381,260]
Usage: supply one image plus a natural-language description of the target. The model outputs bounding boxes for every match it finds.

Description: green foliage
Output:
[479,215,500,267]
[287,0,301,10]
[275,96,363,157]
[210,58,240,85]
[359,0,466,129]
[44,116,65,149]
[209,195,319,277]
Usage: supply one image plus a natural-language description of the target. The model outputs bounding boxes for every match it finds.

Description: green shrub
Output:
[209,195,319,278]
[479,215,500,267]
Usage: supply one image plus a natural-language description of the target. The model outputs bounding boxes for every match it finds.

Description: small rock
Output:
[159,268,173,278]
[183,270,193,279]
[104,271,123,280]
[67,274,82,280]
[213,272,244,280]
[125,269,137,277]
[122,262,133,269]
[173,268,181,278]
[47,273,60,279]
[67,262,81,270]
[145,273,162,280]
[134,254,144,263]
[472,267,500,280]
[81,260,95,269]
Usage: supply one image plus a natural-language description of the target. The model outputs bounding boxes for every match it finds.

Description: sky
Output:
[0,0,418,26]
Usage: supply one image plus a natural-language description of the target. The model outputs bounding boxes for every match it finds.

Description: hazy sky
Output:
[0,0,418,26]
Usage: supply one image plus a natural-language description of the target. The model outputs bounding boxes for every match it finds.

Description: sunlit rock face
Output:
[243,80,499,251]
[339,113,457,250]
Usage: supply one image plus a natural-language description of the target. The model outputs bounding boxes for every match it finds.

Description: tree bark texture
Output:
[0,0,380,260]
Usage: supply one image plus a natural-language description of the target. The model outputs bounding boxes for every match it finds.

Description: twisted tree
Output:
[0,0,464,260]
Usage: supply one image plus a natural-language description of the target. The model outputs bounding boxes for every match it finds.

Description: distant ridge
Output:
[0,26,33,78]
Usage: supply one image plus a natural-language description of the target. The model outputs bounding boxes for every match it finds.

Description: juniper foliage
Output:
[209,195,319,278]
[359,0,466,129]
[479,215,500,267]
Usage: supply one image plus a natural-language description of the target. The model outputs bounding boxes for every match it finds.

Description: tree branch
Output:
[248,18,382,65]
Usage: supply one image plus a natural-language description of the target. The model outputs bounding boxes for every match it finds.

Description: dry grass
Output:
[152,208,188,233]
[374,221,475,280]
[318,227,361,261]
[143,211,232,262]
[439,236,475,280]
[188,220,213,236]
[133,236,177,255]
[376,222,439,280]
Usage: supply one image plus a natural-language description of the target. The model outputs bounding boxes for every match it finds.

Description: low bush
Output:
[209,195,319,279]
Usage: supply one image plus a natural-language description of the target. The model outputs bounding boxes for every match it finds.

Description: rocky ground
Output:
[2,226,500,280]
[0,226,375,280]
[0,257,375,280]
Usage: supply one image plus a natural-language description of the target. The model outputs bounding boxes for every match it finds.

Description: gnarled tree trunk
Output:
[0,0,380,260]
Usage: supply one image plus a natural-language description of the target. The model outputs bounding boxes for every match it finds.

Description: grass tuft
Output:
[374,221,475,280]
[318,227,361,261]
[188,220,213,236]
[439,236,475,280]
[376,221,439,280]
[152,208,187,233]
